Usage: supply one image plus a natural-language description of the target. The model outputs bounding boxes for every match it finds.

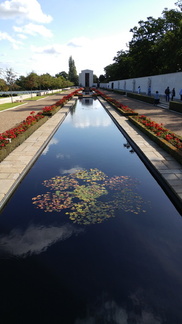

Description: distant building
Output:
[79,69,93,87]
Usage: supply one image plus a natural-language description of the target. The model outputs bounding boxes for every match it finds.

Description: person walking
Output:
[171,88,175,101]
[138,86,141,94]
[148,86,151,96]
[165,86,170,102]
[154,91,160,106]
[179,88,182,100]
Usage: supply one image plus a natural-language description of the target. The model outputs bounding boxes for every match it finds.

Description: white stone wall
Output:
[99,72,182,100]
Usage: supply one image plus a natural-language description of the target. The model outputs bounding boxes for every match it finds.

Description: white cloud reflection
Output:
[60,166,84,175]
[75,297,162,324]
[73,115,111,128]
[0,223,83,258]
[42,137,59,155]
[56,153,70,159]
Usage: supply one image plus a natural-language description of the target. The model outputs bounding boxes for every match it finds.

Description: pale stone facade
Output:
[79,69,93,87]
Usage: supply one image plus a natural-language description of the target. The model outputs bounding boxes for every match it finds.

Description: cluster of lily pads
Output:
[32,168,148,225]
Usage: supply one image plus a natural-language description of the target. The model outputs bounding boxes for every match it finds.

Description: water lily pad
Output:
[73,184,108,201]
[32,168,149,224]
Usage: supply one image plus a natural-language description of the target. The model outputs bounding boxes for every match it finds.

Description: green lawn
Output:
[25,95,47,100]
[0,92,61,111]
[0,95,48,111]
[0,102,27,111]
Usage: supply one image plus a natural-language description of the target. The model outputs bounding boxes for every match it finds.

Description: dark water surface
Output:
[1,98,182,323]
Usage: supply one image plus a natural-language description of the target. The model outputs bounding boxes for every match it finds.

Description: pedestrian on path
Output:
[154,91,160,106]
[148,86,151,96]
[165,86,170,102]
[171,88,175,101]
[138,86,141,94]
[179,88,182,100]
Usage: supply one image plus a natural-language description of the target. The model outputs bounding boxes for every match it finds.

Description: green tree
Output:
[0,78,8,91]
[99,75,107,83]
[16,75,26,90]
[156,7,182,73]
[68,56,78,85]
[104,2,182,79]
[24,72,39,91]
[55,71,69,80]
[39,73,53,90]
[3,68,17,102]
[93,74,98,83]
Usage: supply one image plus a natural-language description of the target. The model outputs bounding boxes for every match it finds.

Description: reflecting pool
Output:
[1,98,182,323]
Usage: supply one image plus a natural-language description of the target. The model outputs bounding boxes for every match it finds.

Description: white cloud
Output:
[0,31,131,77]
[0,223,83,257]
[31,44,63,55]
[0,30,22,48]
[67,37,90,48]
[16,33,27,39]
[29,32,131,76]
[13,23,53,38]
[0,0,52,23]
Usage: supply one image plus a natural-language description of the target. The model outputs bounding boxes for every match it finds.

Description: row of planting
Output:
[94,89,138,116]
[95,89,182,164]
[0,89,82,161]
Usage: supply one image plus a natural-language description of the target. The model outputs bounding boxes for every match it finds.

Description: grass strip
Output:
[0,102,26,111]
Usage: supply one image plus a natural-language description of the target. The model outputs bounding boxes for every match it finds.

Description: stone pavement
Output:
[100,90,182,137]
[0,91,182,214]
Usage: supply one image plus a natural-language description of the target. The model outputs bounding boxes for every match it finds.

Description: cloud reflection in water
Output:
[73,116,112,128]
[42,137,59,155]
[74,294,162,324]
[0,223,83,258]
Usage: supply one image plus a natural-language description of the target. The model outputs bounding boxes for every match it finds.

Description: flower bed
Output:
[129,115,182,164]
[0,89,81,162]
[0,114,49,162]
[94,89,138,116]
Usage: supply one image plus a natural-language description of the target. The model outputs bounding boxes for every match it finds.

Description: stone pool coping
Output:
[99,98,182,214]
[0,100,76,211]
[0,97,182,214]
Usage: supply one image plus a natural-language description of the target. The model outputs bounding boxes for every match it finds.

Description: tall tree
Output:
[24,72,39,91]
[68,56,78,85]
[104,2,182,79]
[3,68,17,102]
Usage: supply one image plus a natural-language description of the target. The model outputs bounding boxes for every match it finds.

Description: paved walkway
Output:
[0,90,182,213]
[101,90,182,137]
[0,91,74,133]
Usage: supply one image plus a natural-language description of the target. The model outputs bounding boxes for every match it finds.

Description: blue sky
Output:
[0,0,177,78]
